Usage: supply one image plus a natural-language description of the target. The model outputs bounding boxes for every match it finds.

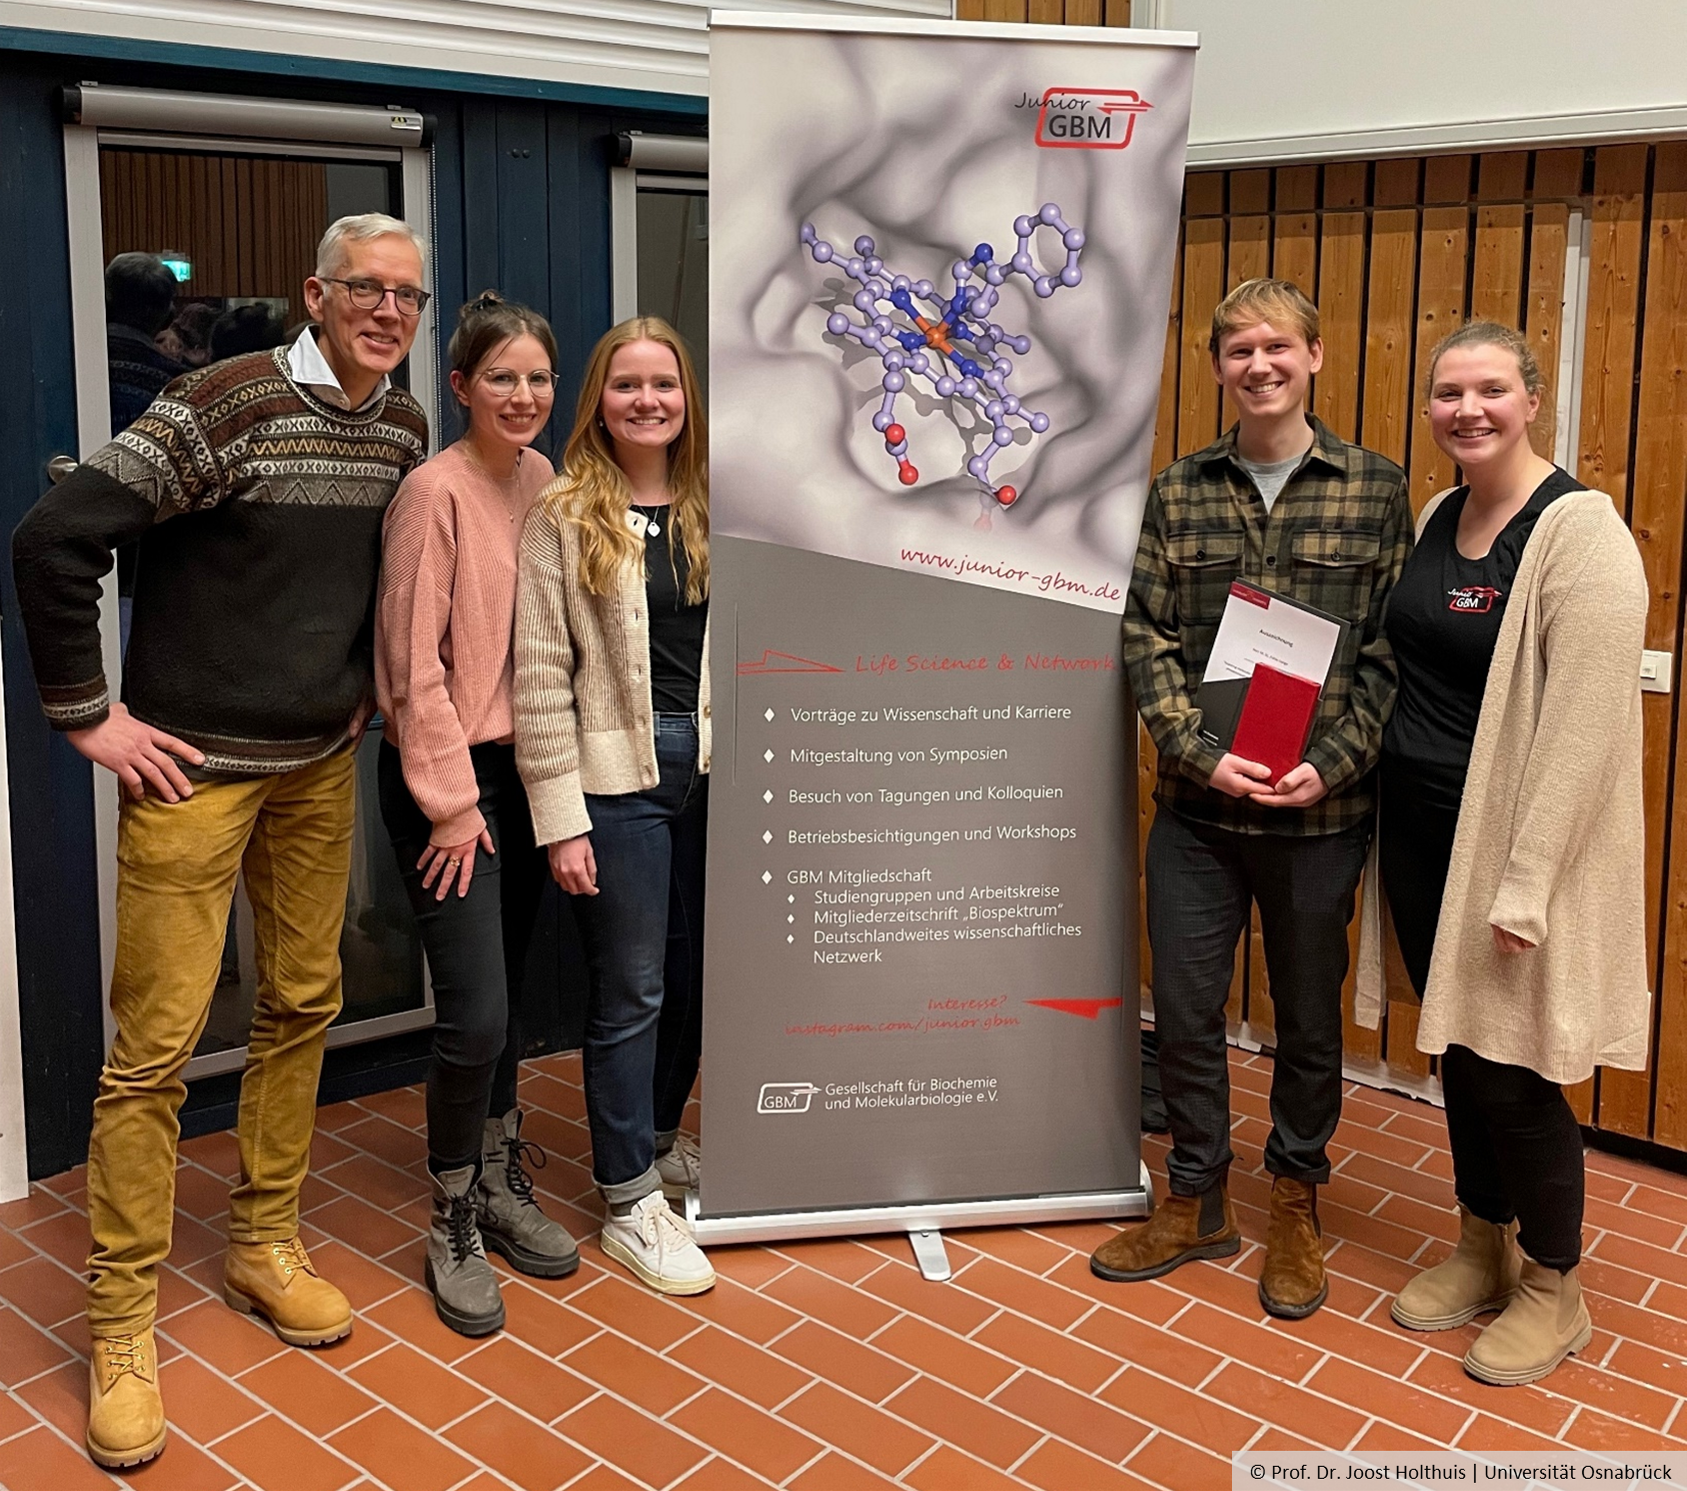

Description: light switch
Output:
[1641,650,1673,694]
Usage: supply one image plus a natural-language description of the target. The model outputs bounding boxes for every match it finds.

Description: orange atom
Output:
[912,314,956,356]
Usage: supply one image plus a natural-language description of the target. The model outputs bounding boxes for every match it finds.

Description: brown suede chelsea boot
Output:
[1090,1182,1239,1283]
[1259,1176,1328,1319]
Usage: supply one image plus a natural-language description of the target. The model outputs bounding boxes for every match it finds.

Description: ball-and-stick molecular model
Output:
[800,205,1085,508]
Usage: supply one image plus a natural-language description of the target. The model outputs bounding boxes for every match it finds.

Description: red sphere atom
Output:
[995,485,1018,507]
[884,423,907,447]
[898,461,919,486]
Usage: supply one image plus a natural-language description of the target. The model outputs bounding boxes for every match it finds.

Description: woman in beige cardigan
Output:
[1371,321,1648,1386]
[514,317,714,1297]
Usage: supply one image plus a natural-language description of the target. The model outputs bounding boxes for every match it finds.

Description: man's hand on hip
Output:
[67,702,205,803]
[348,694,377,747]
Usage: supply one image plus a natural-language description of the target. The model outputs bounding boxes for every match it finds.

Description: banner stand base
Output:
[908,1228,952,1282]
[682,1162,1154,1251]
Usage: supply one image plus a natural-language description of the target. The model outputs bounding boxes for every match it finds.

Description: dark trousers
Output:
[1146,807,1370,1197]
[1379,759,1583,1269]
[572,713,707,1203]
[379,739,547,1172]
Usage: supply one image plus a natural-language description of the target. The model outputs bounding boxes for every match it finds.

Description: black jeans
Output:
[1379,757,1584,1269]
[1146,807,1371,1197]
[572,713,707,1204]
[379,739,547,1172]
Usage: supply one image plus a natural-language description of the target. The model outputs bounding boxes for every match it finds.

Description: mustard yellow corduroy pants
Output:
[85,750,355,1336]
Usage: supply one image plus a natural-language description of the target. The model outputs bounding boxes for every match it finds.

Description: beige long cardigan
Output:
[514,489,711,847]
[1355,488,1650,1084]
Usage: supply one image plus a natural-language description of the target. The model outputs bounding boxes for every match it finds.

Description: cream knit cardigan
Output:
[513,486,711,846]
[1355,489,1650,1084]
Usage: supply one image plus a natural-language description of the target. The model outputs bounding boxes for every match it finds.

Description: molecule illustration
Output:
[799,205,1085,509]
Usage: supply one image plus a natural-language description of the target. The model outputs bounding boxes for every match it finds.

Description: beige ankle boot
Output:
[1463,1257,1592,1386]
[87,1330,166,1469]
[1392,1206,1520,1331]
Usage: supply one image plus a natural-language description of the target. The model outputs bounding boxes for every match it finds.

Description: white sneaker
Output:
[600,1192,716,1296]
[655,1134,701,1199]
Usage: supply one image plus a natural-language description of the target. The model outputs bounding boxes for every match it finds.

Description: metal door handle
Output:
[48,454,78,484]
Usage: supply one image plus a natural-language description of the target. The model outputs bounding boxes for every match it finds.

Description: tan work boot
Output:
[1090,1183,1239,1283]
[1259,1176,1328,1319]
[87,1329,166,1469]
[1392,1206,1520,1331]
[1464,1258,1592,1386]
[224,1237,352,1346]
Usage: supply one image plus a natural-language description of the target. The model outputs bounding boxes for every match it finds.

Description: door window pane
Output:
[636,188,708,394]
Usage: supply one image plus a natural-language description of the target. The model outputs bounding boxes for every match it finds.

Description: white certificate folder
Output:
[1194,582,1349,750]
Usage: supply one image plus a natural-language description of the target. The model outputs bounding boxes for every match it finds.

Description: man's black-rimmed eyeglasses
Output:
[319,277,431,317]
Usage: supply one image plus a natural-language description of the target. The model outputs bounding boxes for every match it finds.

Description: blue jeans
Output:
[574,713,707,1203]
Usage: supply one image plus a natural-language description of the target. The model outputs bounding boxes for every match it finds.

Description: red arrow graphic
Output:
[1025,998,1125,1020]
[736,650,844,675]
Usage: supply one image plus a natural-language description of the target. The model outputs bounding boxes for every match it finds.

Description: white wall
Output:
[1143,0,1687,164]
[0,0,948,100]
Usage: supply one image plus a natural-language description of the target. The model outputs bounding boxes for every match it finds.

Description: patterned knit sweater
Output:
[13,347,428,774]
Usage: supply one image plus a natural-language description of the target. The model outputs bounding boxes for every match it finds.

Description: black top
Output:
[1381,466,1585,809]
[634,504,707,713]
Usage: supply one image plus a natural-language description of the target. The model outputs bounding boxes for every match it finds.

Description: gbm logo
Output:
[1034,88,1153,150]
[757,1082,820,1115]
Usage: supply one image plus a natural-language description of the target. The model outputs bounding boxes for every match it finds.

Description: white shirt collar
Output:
[286,325,388,412]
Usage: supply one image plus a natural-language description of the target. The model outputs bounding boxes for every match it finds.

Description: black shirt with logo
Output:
[633,504,707,713]
[1381,467,1584,810]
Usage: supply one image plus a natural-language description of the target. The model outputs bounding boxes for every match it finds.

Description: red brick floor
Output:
[2,1047,1685,1490]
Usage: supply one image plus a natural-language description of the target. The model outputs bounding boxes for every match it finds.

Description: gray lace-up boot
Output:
[426,1164,505,1337]
[478,1109,581,1279]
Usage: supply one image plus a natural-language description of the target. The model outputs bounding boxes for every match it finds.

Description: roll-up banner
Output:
[697,13,1197,1245]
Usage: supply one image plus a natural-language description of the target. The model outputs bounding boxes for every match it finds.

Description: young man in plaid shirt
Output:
[1093,279,1413,1318]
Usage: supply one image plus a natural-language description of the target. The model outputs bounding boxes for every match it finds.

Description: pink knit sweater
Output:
[376,440,554,844]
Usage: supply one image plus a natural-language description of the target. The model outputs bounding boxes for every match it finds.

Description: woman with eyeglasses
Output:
[514,316,713,1296]
[375,291,579,1336]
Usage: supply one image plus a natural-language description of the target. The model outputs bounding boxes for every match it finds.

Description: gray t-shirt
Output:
[1237,452,1303,513]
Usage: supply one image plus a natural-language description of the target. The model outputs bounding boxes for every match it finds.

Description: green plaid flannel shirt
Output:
[1123,417,1414,836]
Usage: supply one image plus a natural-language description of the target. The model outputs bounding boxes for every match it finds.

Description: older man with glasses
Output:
[13,213,430,1470]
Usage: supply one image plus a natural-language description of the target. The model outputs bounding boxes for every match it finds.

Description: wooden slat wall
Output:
[955,0,1128,23]
[1137,147,1687,1151]
[98,150,326,306]
[1629,143,1687,1147]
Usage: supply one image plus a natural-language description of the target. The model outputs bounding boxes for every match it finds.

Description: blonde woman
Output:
[1375,321,1648,1384]
[515,317,713,1295]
